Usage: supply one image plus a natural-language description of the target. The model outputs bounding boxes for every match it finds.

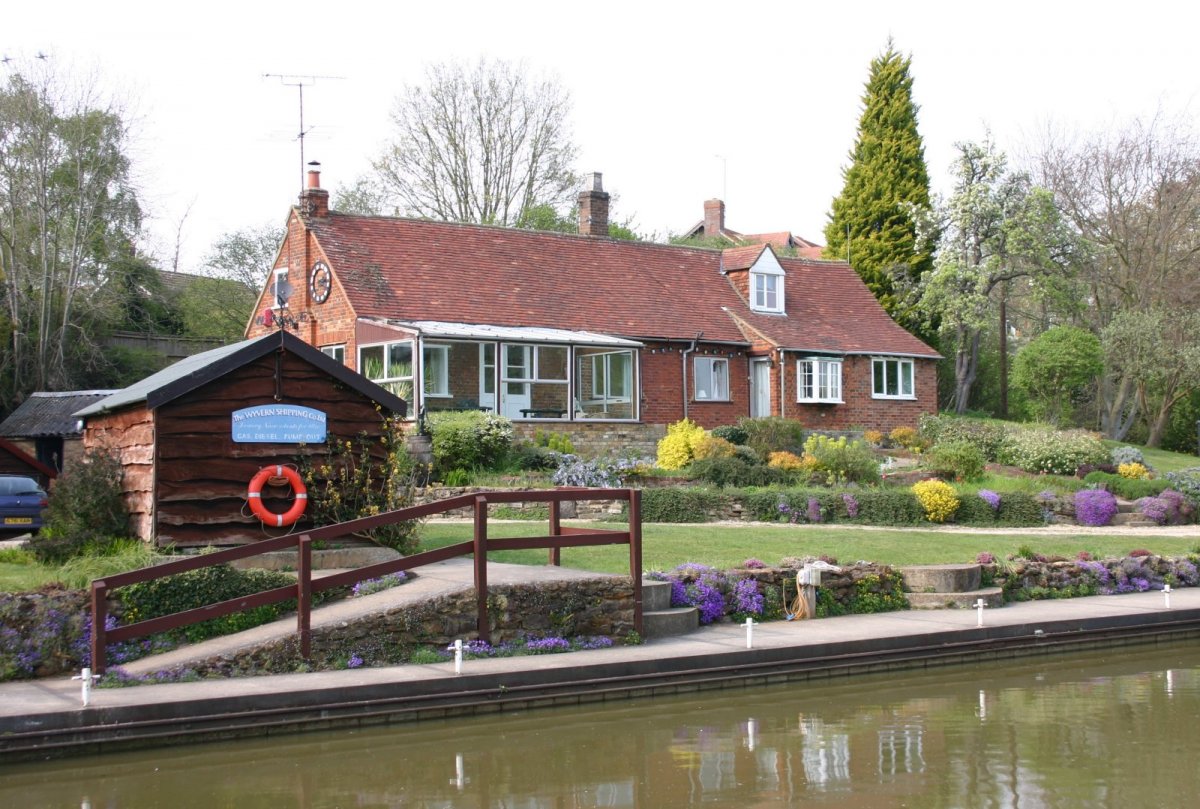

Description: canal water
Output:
[3,641,1199,808]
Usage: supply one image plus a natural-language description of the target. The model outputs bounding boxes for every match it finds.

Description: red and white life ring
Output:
[247,465,307,527]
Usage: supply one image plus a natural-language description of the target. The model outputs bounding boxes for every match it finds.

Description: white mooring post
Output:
[454,753,465,789]
[454,639,463,675]
[72,668,100,707]
[747,718,757,751]
[974,598,986,627]
[1164,584,1172,609]
[744,617,755,649]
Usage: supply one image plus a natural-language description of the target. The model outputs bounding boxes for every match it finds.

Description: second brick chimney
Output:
[703,199,725,237]
[299,162,329,218]
[578,172,610,237]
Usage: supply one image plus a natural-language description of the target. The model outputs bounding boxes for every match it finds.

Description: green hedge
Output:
[635,486,1043,527]
[1082,472,1171,500]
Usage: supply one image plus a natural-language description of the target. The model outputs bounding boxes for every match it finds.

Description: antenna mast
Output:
[264,73,345,190]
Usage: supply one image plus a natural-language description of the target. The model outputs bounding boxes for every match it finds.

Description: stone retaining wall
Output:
[163,577,637,678]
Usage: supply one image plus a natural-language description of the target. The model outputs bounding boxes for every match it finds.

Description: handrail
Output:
[90,488,643,673]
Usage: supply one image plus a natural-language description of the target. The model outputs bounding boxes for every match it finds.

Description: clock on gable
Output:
[308,261,332,304]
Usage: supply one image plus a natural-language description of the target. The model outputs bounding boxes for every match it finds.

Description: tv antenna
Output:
[264,73,345,190]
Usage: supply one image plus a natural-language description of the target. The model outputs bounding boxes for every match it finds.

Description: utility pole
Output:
[264,73,345,191]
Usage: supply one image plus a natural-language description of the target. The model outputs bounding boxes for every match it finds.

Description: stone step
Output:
[642,606,699,638]
[899,564,981,594]
[906,587,1005,610]
[642,579,673,612]
[1111,512,1155,527]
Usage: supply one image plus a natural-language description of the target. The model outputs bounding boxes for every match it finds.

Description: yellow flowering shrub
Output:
[863,429,884,446]
[1117,462,1151,480]
[890,426,919,449]
[767,451,804,471]
[693,434,736,461]
[912,479,960,523]
[656,418,708,470]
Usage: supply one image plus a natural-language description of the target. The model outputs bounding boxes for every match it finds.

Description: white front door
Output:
[479,344,496,411]
[750,359,771,417]
[500,344,532,419]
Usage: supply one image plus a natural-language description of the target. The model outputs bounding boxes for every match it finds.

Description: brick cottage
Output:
[245,169,939,450]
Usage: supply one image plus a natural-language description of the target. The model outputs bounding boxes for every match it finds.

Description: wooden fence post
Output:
[629,488,643,636]
[90,581,108,675]
[474,495,490,644]
[298,535,312,660]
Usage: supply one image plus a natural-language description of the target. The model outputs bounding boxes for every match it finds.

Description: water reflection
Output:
[3,644,1199,808]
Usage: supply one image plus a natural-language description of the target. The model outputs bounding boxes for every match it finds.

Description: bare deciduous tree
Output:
[1036,116,1200,439]
[370,58,579,226]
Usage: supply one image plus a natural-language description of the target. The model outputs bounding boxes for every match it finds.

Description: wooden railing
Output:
[90,488,642,674]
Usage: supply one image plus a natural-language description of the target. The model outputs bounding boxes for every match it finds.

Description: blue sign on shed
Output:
[232,405,327,444]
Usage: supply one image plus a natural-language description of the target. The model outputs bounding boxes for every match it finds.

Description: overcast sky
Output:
[7,1,1199,272]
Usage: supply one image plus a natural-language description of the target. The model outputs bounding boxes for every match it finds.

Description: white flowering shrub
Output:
[996,428,1108,476]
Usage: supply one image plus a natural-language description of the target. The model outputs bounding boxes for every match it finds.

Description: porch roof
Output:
[387,320,644,348]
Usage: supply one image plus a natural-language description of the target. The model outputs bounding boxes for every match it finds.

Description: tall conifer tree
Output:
[825,41,933,333]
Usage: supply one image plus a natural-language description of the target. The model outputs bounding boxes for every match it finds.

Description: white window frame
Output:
[422,343,450,397]
[590,350,633,402]
[272,268,290,309]
[694,357,730,401]
[320,344,346,364]
[753,272,782,312]
[796,357,843,403]
[358,340,414,399]
[872,357,916,400]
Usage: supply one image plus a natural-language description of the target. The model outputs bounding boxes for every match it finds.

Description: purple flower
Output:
[733,578,764,615]
[978,489,1001,512]
[742,558,766,569]
[841,492,859,519]
[806,497,822,523]
[525,637,571,654]
[976,552,995,565]
[1075,489,1118,526]
[347,654,363,669]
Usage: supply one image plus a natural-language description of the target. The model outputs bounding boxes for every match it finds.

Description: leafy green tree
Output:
[516,203,641,240]
[824,41,934,332]
[181,224,278,339]
[1012,326,1103,425]
[914,139,1076,414]
[1101,308,1200,447]
[0,61,141,410]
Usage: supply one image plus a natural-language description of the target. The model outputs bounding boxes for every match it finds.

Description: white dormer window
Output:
[748,249,785,313]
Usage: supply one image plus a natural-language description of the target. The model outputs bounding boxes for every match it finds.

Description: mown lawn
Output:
[418,521,1200,575]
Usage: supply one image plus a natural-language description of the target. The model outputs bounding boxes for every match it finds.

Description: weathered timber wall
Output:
[152,351,395,547]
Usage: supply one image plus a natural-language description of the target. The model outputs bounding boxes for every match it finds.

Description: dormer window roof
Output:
[748,248,785,314]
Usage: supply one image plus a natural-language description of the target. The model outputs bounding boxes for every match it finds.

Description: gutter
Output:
[681,332,702,420]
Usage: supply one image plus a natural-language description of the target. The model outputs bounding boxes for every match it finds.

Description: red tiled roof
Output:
[303,212,938,357]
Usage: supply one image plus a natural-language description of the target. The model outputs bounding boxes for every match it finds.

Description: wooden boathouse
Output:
[76,330,408,547]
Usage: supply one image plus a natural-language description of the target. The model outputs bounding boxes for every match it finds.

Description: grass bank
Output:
[418,521,1200,574]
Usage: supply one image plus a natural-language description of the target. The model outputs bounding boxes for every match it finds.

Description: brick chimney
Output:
[299,162,329,218]
[704,199,725,237]
[578,172,610,237]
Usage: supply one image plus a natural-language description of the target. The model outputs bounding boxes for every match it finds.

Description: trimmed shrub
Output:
[1074,489,1119,526]
[996,428,1108,475]
[767,451,804,471]
[688,455,784,488]
[737,416,806,460]
[1082,471,1170,500]
[919,414,1009,460]
[656,418,707,470]
[923,441,986,481]
[912,479,960,523]
[638,488,730,523]
[853,490,925,526]
[710,424,748,446]
[427,411,513,475]
[954,491,1043,526]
